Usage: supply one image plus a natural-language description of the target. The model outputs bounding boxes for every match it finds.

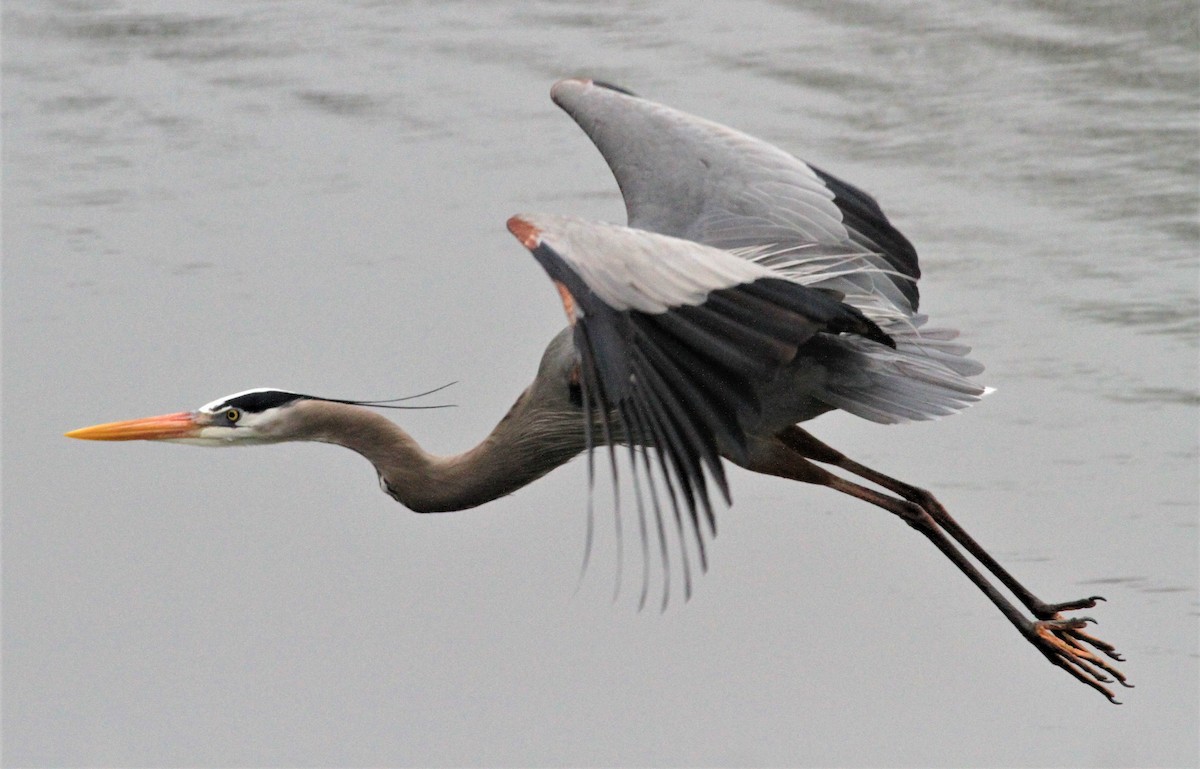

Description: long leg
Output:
[745,434,1129,702]
[777,426,1102,619]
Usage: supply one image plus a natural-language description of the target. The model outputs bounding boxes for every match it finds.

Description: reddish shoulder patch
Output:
[506,216,541,249]
[553,281,578,325]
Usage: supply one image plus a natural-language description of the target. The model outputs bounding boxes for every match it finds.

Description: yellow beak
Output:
[65,412,202,441]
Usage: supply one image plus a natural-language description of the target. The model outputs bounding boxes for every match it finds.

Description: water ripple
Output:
[1069,297,1200,341]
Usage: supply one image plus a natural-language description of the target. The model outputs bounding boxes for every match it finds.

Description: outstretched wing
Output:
[508,213,892,597]
[551,78,921,315]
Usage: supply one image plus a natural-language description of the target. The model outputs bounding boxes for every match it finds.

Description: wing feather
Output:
[523,82,990,599]
[551,78,920,310]
[551,79,988,408]
[508,213,893,557]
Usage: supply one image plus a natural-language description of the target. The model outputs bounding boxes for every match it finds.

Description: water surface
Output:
[4,1,1196,766]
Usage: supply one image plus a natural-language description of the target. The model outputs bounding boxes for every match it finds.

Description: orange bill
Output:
[65,412,200,441]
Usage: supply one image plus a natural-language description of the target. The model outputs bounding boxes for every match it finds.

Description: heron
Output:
[67,78,1128,701]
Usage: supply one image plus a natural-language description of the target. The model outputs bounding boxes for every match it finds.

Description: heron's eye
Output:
[225,408,241,423]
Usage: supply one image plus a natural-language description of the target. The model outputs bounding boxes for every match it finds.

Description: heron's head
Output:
[65,388,313,446]
[66,386,454,446]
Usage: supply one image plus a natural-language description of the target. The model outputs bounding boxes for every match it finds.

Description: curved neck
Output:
[289,396,584,513]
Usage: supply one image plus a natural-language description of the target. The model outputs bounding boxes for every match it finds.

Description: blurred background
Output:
[4,1,1196,765]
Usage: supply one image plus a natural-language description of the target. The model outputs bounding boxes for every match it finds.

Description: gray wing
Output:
[551,78,921,314]
[507,213,892,583]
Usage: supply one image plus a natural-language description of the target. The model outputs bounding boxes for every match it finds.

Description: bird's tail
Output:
[812,327,990,424]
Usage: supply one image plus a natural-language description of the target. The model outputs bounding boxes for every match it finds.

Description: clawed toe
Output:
[1031,616,1130,703]
[1032,594,1105,620]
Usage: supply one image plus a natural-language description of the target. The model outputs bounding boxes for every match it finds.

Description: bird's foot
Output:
[1031,594,1105,620]
[1028,616,1131,703]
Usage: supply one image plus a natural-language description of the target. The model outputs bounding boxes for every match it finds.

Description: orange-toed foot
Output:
[1029,616,1132,703]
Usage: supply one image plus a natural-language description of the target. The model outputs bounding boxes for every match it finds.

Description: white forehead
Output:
[198,387,299,413]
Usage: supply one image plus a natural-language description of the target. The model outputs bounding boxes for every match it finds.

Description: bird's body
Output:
[67,78,1128,701]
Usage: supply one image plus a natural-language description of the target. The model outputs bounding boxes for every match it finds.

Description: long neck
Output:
[290,395,585,513]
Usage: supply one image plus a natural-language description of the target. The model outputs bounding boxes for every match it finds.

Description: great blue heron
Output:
[67,78,1128,701]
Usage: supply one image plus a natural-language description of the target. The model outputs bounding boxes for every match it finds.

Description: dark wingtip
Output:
[860,317,896,349]
[590,80,639,97]
[819,292,895,349]
[551,78,639,106]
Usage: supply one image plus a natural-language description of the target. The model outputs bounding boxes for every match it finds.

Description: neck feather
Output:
[289,396,583,513]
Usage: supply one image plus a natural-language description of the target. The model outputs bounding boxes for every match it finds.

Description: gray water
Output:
[4,1,1197,766]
